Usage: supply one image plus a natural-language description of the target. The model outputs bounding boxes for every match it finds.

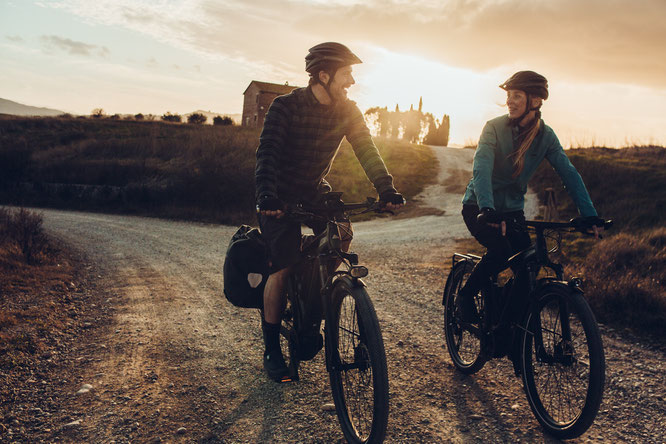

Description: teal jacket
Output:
[462,115,597,217]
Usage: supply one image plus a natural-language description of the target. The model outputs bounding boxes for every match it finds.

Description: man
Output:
[255,42,405,382]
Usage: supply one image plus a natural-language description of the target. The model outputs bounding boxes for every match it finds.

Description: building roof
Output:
[243,80,300,96]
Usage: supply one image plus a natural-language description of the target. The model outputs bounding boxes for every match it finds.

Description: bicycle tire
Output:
[520,283,605,439]
[443,260,486,374]
[326,278,389,444]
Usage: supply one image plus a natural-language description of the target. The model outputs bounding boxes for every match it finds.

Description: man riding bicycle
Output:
[255,42,405,382]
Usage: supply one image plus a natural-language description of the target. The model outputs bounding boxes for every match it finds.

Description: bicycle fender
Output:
[442,260,472,306]
[352,277,367,288]
[535,279,584,296]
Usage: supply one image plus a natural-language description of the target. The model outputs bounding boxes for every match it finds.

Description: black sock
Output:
[262,319,281,355]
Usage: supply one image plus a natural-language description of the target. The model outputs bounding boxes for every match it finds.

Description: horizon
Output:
[1,0,665,147]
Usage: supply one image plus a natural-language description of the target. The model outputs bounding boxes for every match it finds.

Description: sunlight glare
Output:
[353,47,502,145]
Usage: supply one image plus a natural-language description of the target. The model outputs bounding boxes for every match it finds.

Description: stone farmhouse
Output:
[242,81,299,128]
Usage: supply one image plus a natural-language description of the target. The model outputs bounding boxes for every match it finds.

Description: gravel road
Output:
[35,146,664,443]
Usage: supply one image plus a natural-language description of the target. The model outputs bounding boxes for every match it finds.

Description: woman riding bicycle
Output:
[457,70,603,323]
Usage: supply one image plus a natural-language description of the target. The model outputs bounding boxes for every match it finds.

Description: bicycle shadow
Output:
[448,364,565,443]
[209,375,290,442]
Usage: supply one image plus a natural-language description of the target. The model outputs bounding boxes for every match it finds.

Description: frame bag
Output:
[223,225,269,309]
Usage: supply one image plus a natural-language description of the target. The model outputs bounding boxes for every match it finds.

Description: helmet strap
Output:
[317,67,339,104]
[511,93,542,126]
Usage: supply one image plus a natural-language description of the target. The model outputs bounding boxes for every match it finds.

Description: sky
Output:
[1,0,665,147]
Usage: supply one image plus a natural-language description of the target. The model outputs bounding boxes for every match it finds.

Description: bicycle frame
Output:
[282,197,382,374]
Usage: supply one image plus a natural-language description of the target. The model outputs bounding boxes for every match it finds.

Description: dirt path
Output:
[24,147,665,443]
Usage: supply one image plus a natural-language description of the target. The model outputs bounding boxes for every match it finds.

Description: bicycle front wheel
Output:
[521,283,605,439]
[326,278,389,444]
[443,260,486,374]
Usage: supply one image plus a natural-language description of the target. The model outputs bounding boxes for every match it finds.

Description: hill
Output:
[0,115,436,224]
[0,98,65,117]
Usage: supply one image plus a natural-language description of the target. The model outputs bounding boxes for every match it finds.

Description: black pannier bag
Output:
[223,225,269,309]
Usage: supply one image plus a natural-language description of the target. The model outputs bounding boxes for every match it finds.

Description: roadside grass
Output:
[0,116,437,225]
[0,207,77,370]
[327,137,438,220]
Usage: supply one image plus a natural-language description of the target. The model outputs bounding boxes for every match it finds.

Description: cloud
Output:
[295,0,666,88]
[40,35,110,57]
[41,0,666,88]
[6,35,24,42]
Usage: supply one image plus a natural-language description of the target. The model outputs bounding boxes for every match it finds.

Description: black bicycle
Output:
[279,193,390,444]
[442,218,612,439]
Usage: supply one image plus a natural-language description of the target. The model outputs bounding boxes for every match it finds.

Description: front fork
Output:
[530,283,577,366]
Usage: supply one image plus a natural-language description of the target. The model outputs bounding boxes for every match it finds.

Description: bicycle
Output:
[278,193,391,444]
[442,217,612,439]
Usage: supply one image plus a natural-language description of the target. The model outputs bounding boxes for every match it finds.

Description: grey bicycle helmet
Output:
[305,42,362,75]
[499,70,549,100]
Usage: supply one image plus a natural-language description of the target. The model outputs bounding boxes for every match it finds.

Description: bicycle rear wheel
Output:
[521,283,605,439]
[443,260,486,374]
[326,278,389,444]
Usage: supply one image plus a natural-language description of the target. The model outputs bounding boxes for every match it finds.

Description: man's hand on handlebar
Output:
[379,190,405,211]
[257,195,285,219]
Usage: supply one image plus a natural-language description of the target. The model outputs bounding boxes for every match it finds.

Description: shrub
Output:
[213,115,234,126]
[161,112,182,123]
[578,229,666,336]
[91,108,105,119]
[188,113,207,124]
[134,113,144,121]
[3,208,48,264]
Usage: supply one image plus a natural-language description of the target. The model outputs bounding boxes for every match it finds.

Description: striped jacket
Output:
[255,86,395,203]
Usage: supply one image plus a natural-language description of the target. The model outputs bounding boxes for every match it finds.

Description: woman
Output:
[457,70,603,323]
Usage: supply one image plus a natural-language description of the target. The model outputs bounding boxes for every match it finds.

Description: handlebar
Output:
[525,218,613,238]
[284,196,391,223]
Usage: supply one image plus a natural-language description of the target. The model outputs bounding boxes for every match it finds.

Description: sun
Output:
[351,47,502,145]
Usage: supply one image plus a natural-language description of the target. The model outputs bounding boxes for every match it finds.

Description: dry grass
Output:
[0,214,78,370]
[575,228,666,336]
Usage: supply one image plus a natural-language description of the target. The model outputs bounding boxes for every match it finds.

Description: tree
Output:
[423,114,450,146]
[213,115,234,126]
[91,108,105,119]
[161,112,182,123]
[364,107,389,138]
[188,113,207,124]
[134,113,145,120]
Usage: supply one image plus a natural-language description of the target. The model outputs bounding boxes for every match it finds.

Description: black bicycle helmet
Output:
[305,42,362,75]
[499,71,549,100]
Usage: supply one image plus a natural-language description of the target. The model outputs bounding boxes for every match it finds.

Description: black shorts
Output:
[258,214,352,274]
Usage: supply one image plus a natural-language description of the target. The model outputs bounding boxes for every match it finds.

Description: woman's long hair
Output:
[509,108,542,178]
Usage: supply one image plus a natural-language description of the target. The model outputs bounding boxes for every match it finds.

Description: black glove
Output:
[379,190,405,206]
[476,207,502,226]
[570,216,605,232]
[256,195,284,212]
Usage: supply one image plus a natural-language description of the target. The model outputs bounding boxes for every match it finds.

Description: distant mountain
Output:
[186,110,242,125]
[0,98,66,116]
